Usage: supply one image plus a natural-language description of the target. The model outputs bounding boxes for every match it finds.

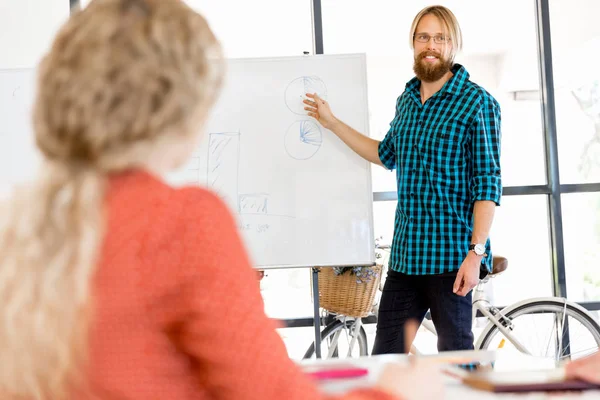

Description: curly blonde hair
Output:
[0,0,224,398]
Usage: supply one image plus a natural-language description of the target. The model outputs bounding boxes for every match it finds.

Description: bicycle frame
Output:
[375,245,598,359]
[373,241,561,357]
[323,315,363,358]
[471,278,531,354]
[411,276,531,355]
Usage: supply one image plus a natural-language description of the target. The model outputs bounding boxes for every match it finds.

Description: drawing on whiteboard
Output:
[207,132,241,210]
[239,193,268,214]
[285,76,327,115]
[199,131,295,223]
[284,120,322,160]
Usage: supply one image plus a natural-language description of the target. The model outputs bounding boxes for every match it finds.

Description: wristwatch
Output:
[469,243,486,256]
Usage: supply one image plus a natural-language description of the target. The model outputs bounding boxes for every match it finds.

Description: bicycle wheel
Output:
[303,320,368,359]
[476,298,600,362]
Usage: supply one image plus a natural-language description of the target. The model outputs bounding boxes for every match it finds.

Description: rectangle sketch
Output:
[239,193,269,214]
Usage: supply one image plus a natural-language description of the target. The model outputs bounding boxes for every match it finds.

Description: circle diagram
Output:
[284,120,323,160]
[285,76,327,115]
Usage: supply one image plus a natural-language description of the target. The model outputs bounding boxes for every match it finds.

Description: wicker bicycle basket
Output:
[315,264,383,318]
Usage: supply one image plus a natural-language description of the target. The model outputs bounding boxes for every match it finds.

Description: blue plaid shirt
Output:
[378,64,502,275]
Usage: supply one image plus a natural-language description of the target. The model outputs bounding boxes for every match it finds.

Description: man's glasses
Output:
[413,33,450,44]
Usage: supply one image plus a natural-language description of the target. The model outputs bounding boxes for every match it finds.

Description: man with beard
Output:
[303,5,501,355]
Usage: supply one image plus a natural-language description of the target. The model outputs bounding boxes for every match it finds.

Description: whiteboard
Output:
[0,54,375,269]
[167,54,375,269]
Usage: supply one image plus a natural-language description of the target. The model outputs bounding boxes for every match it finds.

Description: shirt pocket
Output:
[391,110,412,138]
[420,120,468,174]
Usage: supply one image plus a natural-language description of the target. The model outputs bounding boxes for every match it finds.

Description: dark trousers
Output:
[372,268,474,355]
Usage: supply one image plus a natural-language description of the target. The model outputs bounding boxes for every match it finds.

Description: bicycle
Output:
[303,243,600,363]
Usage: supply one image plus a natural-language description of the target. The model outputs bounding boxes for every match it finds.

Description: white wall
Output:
[0,0,70,69]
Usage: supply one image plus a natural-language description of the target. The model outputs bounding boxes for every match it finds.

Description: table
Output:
[299,352,600,399]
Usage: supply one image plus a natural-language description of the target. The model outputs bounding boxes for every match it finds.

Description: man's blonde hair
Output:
[409,5,463,62]
[0,0,224,398]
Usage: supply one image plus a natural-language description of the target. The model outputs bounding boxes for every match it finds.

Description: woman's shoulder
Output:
[108,169,227,207]
[174,184,229,209]
[106,169,235,232]
[173,183,235,226]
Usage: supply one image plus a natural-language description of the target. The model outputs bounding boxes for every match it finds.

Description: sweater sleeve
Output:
[171,188,399,400]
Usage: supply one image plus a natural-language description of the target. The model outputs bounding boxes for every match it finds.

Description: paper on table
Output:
[461,367,600,393]
[418,349,496,365]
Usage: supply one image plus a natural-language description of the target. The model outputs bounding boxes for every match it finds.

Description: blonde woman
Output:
[0,0,444,399]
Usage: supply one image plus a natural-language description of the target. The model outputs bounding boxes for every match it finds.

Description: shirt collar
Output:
[405,63,470,97]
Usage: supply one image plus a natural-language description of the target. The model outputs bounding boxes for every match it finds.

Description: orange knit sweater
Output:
[82,169,397,400]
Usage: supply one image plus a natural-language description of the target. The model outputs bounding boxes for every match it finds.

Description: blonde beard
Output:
[413,54,452,82]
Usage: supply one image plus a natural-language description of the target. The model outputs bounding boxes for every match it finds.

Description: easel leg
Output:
[312,267,321,358]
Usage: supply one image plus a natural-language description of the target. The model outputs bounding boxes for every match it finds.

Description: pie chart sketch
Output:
[284,120,323,160]
[285,76,327,115]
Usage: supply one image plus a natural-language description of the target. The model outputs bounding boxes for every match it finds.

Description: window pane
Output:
[489,195,553,305]
[184,0,314,58]
[262,269,312,319]
[550,0,600,183]
[322,0,546,191]
[373,200,396,245]
[563,193,600,302]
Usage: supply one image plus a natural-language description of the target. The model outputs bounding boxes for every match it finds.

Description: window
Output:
[321,0,546,190]
[374,195,554,307]
[376,197,556,308]
[322,0,552,307]
[562,193,600,302]
[489,195,553,306]
[373,200,396,245]
[549,0,600,184]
